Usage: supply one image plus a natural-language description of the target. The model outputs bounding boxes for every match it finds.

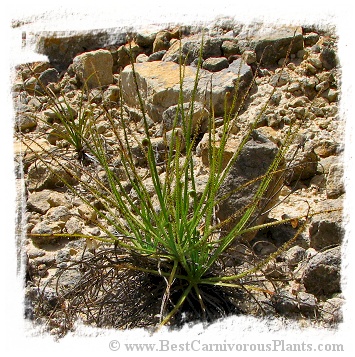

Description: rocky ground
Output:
[12,20,345,335]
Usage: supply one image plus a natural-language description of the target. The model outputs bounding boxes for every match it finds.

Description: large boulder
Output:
[237,25,304,65]
[216,130,285,242]
[34,29,128,71]
[72,49,113,89]
[120,59,252,122]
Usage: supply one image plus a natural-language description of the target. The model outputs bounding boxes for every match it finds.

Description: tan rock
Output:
[72,49,113,89]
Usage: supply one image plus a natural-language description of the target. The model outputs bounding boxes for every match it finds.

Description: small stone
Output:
[46,206,71,224]
[78,204,97,222]
[325,88,339,103]
[304,32,320,47]
[287,81,301,93]
[326,163,345,198]
[305,63,317,75]
[270,71,290,87]
[202,57,229,72]
[38,68,60,86]
[309,203,344,250]
[27,246,46,259]
[284,246,306,267]
[65,216,83,234]
[16,113,37,131]
[290,96,308,108]
[136,53,148,63]
[320,47,337,70]
[272,289,299,314]
[147,50,167,62]
[302,246,341,296]
[27,159,79,192]
[308,56,323,69]
[23,77,37,94]
[27,190,52,214]
[314,140,339,158]
[221,40,240,58]
[135,29,158,47]
[320,297,344,324]
[30,220,62,245]
[152,30,172,53]
[285,142,318,183]
[297,292,317,314]
[56,249,71,264]
[103,85,120,103]
[315,80,330,92]
[32,62,51,74]
[47,191,70,208]
[242,50,257,64]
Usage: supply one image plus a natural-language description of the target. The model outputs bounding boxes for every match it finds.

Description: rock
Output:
[35,29,128,71]
[27,190,53,214]
[161,101,209,134]
[317,155,338,174]
[324,88,338,103]
[32,61,51,74]
[285,142,318,183]
[165,128,186,151]
[65,216,83,234]
[263,261,290,279]
[147,50,167,62]
[216,130,285,241]
[314,139,339,158]
[30,220,62,245]
[135,28,158,47]
[320,47,337,70]
[162,35,223,65]
[309,200,344,250]
[47,191,70,208]
[46,206,71,226]
[27,159,79,192]
[302,246,341,296]
[72,49,113,89]
[308,56,323,70]
[116,45,131,70]
[152,30,172,52]
[77,204,97,222]
[120,59,252,121]
[269,71,290,87]
[23,77,37,94]
[284,245,306,267]
[196,134,241,170]
[116,42,143,70]
[136,54,149,63]
[304,32,320,47]
[221,40,240,58]
[243,26,304,65]
[271,289,299,314]
[326,163,345,198]
[103,85,120,103]
[297,291,317,314]
[37,68,60,86]
[15,113,37,131]
[320,297,344,324]
[202,57,229,72]
[242,50,257,64]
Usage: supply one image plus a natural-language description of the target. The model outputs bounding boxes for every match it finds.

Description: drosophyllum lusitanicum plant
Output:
[20,33,341,335]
